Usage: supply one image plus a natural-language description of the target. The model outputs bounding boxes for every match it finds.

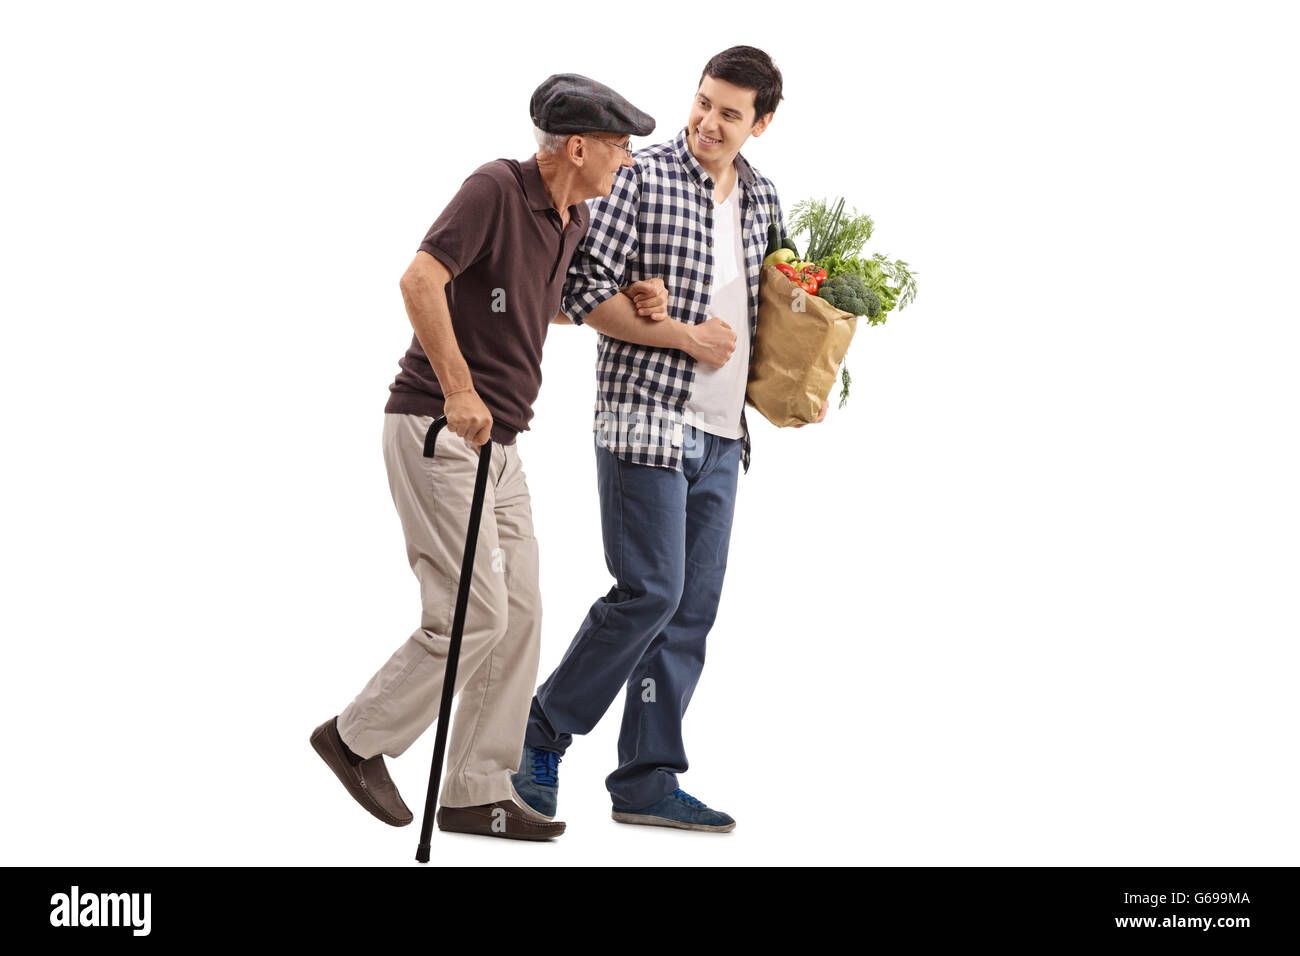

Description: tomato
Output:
[794,264,826,294]
[774,263,798,280]
[800,264,828,285]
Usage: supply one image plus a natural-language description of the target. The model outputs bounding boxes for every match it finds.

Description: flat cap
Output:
[530,73,655,137]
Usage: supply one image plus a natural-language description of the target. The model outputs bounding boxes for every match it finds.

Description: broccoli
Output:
[816,273,881,319]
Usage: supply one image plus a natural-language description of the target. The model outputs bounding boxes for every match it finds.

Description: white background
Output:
[2,1,1296,866]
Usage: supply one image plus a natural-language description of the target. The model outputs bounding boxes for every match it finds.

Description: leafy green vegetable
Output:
[838,364,851,410]
[814,253,918,326]
[817,274,881,318]
[789,197,874,262]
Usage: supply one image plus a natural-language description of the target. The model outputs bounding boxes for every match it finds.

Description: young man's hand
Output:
[620,277,670,321]
[793,400,829,428]
[684,316,737,369]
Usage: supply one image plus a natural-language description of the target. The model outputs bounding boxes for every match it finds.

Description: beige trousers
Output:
[337,413,541,808]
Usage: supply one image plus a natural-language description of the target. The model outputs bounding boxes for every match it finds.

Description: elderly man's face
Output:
[580,132,634,196]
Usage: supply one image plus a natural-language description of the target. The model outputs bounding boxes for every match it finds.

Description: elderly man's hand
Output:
[445,388,494,448]
[793,400,829,428]
[621,277,670,321]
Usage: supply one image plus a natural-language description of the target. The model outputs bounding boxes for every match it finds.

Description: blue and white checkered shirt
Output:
[562,125,786,474]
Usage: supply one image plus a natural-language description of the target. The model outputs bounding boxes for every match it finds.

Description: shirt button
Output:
[707,239,713,247]
[703,278,711,286]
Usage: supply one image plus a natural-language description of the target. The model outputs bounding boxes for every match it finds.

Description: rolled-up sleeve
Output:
[417,173,505,279]
[562,165,641,326]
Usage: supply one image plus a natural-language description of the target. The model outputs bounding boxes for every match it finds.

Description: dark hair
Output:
[698,46,783,124]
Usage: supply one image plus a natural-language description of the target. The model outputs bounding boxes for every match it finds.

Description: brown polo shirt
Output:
[385,155,590,444]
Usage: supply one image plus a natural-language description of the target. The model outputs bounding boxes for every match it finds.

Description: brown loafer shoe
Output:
[436,800,566,841]
[310,716,413,827]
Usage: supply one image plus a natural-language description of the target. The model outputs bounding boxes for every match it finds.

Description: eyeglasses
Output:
[585,135,634,158]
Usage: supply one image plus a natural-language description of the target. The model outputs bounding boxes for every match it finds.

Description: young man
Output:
[514,47,827,832]
[309,75,672,841]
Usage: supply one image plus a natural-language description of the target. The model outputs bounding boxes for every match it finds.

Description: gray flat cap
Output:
[530,73,655,137]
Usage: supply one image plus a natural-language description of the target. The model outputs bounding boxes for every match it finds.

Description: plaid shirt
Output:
[562,125,786,474]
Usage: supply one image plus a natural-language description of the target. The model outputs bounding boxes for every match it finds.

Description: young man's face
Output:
[687,74,772,166]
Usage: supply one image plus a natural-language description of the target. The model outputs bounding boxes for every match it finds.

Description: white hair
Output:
[533,126,572,155]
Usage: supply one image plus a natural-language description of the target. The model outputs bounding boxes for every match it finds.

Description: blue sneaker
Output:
[611,788,736,832]
[510,744,561,820]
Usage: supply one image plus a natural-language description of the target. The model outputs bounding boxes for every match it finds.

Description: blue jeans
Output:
[526,430,742,808]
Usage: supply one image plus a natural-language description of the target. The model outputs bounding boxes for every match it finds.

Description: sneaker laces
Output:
[673,789,705,808]
[531,748,561,787]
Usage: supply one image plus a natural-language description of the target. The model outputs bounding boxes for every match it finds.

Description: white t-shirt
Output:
[683,184,749,440]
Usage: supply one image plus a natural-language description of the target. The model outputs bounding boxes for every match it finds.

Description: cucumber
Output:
[781,237,800,258]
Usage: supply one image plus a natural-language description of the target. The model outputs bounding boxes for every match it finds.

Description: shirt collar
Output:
[520,154,554,212]
[520,154,582,219]
[670,125,756,191]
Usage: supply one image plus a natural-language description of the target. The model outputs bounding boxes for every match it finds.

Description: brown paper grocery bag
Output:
[746,264,858,427]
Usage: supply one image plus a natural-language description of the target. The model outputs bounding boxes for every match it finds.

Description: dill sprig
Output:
[790,197,875,262]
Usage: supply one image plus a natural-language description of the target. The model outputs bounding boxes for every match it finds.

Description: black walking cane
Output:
[415,414,493,864]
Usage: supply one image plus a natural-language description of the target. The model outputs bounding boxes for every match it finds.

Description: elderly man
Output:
[310,75,673,841]
[513,47,824,832]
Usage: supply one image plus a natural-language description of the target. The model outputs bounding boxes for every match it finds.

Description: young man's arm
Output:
[552,278,666,324]
[556,167,736,367]
[582,293,737,368]
[554,295,735,367]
